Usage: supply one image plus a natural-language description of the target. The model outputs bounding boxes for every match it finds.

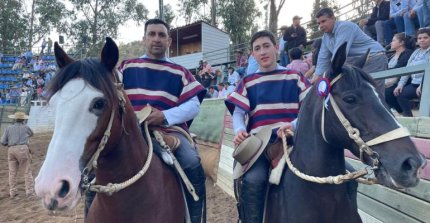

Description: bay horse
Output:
[265,43,426,222]
[35,38,186,222]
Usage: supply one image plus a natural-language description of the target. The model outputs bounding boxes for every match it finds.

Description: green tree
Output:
[66,0,148,56]
[28,0,70,51]
[177,0,218,26]
[0,0,27,52]
[262,0,286,34]
[155,4,175,28]
[218,0,260,45]
[307,0,339,39]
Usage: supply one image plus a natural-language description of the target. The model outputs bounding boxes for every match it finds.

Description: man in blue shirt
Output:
[424,0,430,27]
[314,8,387,96]
[383,0,405,45]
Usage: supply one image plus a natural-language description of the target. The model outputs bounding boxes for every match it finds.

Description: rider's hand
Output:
[234,130,249,146]
[277,123,293,139]
[146,107,165,126]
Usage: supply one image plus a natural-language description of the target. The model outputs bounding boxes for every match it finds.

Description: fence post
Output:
[419,68,430,117]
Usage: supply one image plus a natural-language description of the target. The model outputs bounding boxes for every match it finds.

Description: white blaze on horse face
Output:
[368,82,401,127]
[35,78,104,210]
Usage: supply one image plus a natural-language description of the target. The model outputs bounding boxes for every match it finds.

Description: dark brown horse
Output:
[35,38,186,222]
[265,43,426,222]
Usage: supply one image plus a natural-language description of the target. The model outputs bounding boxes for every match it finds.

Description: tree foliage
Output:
[218,0,260,45]
[28,0,69,50]
[65,0,148,56]
[261,0,286,34]
[0,0,27,51]
[155,4,175,28]
[177,0,208,25]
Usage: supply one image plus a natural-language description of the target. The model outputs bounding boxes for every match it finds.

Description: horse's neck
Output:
[96,120,149,186]
[293,96,346,176]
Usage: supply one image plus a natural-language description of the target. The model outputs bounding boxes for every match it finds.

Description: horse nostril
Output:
[58,180,70,198]
[47,199,58,210]
[401,157,417,173]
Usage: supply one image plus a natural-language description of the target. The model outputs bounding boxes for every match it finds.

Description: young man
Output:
[314,8,387,95]
[1,112,34,198]
[119,19,206,223]
[225,30,310,223]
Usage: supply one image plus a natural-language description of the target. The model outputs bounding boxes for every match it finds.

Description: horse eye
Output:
[343,96,356,104]
[90,98,107,115]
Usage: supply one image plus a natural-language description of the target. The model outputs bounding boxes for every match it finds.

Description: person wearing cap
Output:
[1,112,34,197]
[278,25,289,66]
[314,8,387,96]
[225,30,310,223]
[283,15,307,53]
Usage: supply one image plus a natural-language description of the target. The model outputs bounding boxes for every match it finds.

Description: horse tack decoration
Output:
[35,37,187,223]
[264,42,426,223]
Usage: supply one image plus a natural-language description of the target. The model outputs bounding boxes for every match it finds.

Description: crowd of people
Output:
[196,0,428,118]
[0,48,55,106]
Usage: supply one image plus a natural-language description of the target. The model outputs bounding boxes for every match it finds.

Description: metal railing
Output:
[371,63,430,117]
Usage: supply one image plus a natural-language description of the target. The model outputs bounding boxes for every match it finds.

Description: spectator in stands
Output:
[287,47,310,75]
[245,54,259,76]
[284,16,307,54]
[304,38,322,80]
[226,67,241,94]
[20,88,28,106]
[314,7,387,95]
[9,87,20,104]
[278,25,289,66]
[197,60,215,88]
[24,51,32,64]
[41,39,47,54]
[215,69,225,84]
[47,38,53,54]
[385,33,414,114]
[411,0,426,28]
[235,50,248,76]
[207,86,219,98]
[1,112,34,198]
[393,28,430,116]
[217,83,228,98]
[403,0,421,37]
[384,0,405,46]
[359,0,390,46]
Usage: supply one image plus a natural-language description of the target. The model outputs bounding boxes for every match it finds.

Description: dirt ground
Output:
[0,133,237,223]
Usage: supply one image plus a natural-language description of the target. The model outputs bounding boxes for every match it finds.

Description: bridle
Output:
[81,73,154,195]
[282,72,410,184]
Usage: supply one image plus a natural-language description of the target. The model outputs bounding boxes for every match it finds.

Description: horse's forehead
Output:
[53,78,103,105]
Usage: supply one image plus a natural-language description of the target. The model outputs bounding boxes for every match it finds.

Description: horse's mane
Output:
[47,58,117,103]
[338,65,378,91]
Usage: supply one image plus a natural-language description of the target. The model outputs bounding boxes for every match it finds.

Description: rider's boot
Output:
[184,164,206,223]
[240,180,267,223]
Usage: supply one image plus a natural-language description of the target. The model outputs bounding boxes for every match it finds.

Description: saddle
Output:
[135,106,182,151]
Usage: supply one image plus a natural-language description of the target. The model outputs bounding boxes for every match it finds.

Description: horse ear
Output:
[101,37,119,71]
[330,42,347,79]
[54,42,74,68]
[351,48,370,69]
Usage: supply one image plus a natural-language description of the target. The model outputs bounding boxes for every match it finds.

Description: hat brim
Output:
[8,114,29,119]
[232,126,272,179]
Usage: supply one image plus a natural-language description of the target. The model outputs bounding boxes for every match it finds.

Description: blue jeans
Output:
[416,6,425,27]
[280,51,289,67]
[383,17,404,45]
[171,132,201,170]
[424,0,430,27]
[404,12,420,37]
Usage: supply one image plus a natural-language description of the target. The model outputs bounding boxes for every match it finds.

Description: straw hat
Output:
[232,126,272,179]
[8,112,29,120]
